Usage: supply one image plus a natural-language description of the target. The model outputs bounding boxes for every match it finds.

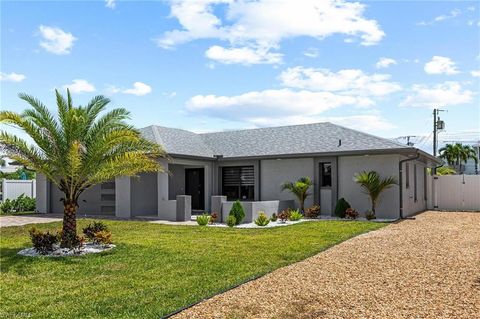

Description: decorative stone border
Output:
[17,243,115,257]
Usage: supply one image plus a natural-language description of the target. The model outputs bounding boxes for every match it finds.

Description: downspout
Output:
[399,152,420,219]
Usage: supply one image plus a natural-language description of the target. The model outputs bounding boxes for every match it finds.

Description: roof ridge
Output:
[199,122,331,135]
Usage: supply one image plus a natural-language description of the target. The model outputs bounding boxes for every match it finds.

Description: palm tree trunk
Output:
[371,200,376,216]
[61,199,78,248]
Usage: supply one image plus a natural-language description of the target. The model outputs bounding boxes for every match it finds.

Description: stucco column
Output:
[157,159,170,217]
[211,195,226,222]
[35,173,50,214]
[115,176,131,218]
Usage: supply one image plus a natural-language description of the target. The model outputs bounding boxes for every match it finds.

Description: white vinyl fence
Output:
[432,175,480,211]
[1,179,36,201]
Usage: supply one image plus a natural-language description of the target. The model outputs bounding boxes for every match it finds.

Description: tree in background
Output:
[439,143,478,174]
[0,90,165,247]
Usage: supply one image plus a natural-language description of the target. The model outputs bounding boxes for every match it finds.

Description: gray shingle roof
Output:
[141,122,411,159]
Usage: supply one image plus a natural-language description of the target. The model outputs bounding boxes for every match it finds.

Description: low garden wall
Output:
[214,197,294,223]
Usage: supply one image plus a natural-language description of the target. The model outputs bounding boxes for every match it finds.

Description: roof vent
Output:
[338,139,342,147]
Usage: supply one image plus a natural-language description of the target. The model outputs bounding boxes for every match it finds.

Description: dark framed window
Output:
[319,162,332,187]
[222,166,254,201]
[405,163,410,188]
[414,164,417,202]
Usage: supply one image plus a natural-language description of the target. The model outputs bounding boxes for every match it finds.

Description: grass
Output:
[0,219,385,318]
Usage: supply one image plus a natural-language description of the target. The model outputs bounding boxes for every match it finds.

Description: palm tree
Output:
[354,171,397,217]
[0,90,165,247]
[439,143,478,173]
[281,177,313,213]
[435,166,457,176]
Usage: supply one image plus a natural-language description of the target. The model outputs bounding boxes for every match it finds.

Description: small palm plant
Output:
[0,90,165,247]
[281,177,313,213]
[354,171,397,218]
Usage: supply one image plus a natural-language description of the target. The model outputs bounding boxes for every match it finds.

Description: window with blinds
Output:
[222,166,254,201]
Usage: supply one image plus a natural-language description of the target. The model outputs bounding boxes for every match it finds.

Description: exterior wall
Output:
[49,183,105,215]
[221,199,294,223]
[402,159,428,217]
[36,174,49,213]
[131,173,158,216]
[259,158,315,210]
[2,179,36,201]
[338,154,400,219]
[168,164,186,200]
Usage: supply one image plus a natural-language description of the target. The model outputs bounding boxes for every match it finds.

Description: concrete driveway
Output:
[0,215,61,228]
[174,211,480,319]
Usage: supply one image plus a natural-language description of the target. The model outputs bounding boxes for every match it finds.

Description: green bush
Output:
[254,212,270,226]
[270,213,278,222]
[0,194,36,214]
[365,210,376,220]
[196,213,210,226]
[229,200,245,225]
[29,227,59,254]
[289,209,303,221]
[82,221,109,241]
[334,198,351,218]
[226,215,236,227]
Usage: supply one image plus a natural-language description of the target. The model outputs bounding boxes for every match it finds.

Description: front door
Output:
[185,168,205,210]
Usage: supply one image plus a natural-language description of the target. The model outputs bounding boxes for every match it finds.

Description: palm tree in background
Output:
[281,176,313,213]
[439,143,478,173]
[354,171,397,217]
[0,90,165,247]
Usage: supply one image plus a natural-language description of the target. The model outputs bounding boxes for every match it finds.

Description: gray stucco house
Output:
[36,122,440,221]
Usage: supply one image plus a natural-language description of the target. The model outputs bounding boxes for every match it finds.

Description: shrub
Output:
[270,213,278,222]
[196,213,210,226]
[0,194,36,214]
[345,208,359,220]
[93,230,112,245]
[278,209,291,223]
[365,210,376,220]
[83,221,109,241]
[254,212,270,226]
[226,215,236,227]
[59,231,85,249]
[335,198,351,218]
[289,209,303,221]
[229,200,245,225]
[304,205,320,219]
[210,212,218,224]
[29,227,59,254]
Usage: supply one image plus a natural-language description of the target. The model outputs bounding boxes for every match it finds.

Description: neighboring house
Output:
[36,122,440,220]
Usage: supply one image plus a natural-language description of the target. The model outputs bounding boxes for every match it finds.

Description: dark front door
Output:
[185,168,205,210]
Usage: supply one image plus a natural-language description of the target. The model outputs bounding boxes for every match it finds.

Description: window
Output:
[319,162,332,187]
[405,163,410,188]
[414,164,417,202]
[424,167,428,201]
[222,166,254,201]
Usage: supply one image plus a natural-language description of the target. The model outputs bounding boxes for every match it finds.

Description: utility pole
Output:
[433,108,445,174]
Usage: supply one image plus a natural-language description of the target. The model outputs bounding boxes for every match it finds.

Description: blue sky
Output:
[1,0,479,152]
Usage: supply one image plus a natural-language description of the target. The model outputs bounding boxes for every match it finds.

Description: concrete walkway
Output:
[0,215,62,227]
[174,211,480,319]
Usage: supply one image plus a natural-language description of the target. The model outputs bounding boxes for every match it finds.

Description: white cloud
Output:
[417,9,461,26]
[163,91,177,98]
[62,79,96,93]
[303,47,319,58]
[0,72,26,82]
[471,70,480,77]
[38,25,76,55]
[424,56,459,75]
[375,57,397,69]
[401,82,474,108]
[205,45,282,65]
[279,67,402,96]
[105,0,116,9]
[187,88,373,121]
[109,82,152,96]
[157,0,384,64]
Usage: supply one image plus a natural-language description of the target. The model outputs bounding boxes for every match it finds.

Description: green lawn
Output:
[0,219,385,318]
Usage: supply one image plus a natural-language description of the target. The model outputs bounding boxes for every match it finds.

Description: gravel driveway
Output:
[174,211,480,319]
[0,215,61,227]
